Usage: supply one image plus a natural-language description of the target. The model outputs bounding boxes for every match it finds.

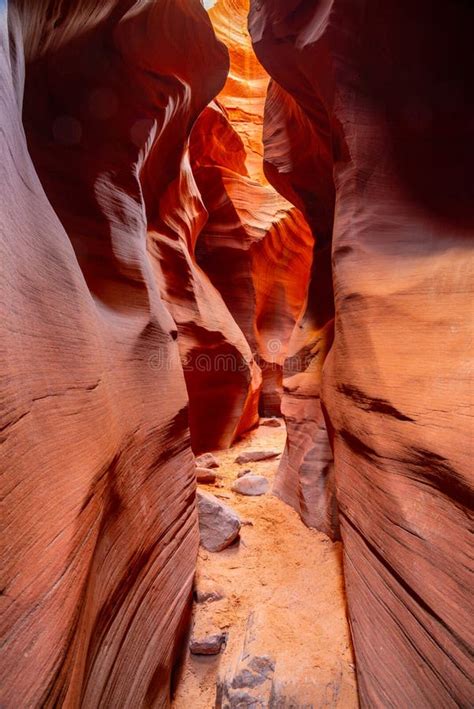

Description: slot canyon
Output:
[0,0,472,707]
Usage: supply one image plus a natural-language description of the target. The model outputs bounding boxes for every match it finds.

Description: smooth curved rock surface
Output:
[1,1,227,706]
[250,1,474,706]
[147,145,261,453]
[231,475,269,496]
[208,0,269,184]
[189,0,314,419]
[245,3,338,535]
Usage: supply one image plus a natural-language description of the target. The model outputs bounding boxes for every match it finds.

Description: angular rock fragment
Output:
[235,451,279,464]
[216,613,276,708]
[196,452,220,469]
[197,490,241,552]
[196,467,219,484]
[190,632,227,656]
[232,476,269,496]
[237,468,252,478]
[231,655,275,689]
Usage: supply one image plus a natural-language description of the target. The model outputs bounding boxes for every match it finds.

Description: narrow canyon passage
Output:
[168,4,354,704]
[1,1,472,708]
[172,422,356,707]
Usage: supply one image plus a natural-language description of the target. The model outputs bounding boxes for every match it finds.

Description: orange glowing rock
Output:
[208,0,270,184]
[191,1,314,418]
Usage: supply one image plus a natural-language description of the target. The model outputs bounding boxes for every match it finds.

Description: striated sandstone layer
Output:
[190,103,312,417]
[147,0,298,451]
[1,1,226,706]
[251,1,474,706]
[255,40,338,537]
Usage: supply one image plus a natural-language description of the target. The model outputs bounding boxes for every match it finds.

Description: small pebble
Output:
[190,632,226,655]
[195,452,220,469]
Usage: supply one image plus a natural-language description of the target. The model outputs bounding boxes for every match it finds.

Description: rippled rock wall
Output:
[250,0,474,705]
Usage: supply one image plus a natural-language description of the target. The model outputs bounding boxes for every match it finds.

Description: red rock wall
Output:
[250,0,474,706]
[147,143,261,453]
[1,1,226,705]
[190,103,312,418]
[208,0,269,185]
[191,0,313,418]
[208,0,338,535]
[264,78,339,538]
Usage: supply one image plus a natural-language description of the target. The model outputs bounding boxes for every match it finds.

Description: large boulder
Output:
[232,475,269,496]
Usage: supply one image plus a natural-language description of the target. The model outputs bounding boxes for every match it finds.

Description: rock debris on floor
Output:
[172,420,357,708]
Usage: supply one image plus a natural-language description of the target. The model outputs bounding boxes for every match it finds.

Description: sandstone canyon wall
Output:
[207,0,341,536]
[264,76,339,537]
[146,0,314,452]
[250,0,474,706]
[146,142,262,453]
[1,1,227,705]
[192,0,314,419]
[2,0,473,706]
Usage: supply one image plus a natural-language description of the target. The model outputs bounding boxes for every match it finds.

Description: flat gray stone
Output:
[231,656,276,689]
[234,450,279,464]
[216,612,276,708]
[231,475,269,496]
[197,490,241,552]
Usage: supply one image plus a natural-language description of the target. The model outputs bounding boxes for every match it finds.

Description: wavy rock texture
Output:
[147,147,261,453]
[208,0,269,184]
[241,29,338,536]
[1,1,227,706]
[265,77,338,537]
[191,0,313,417]
[251,1,474,706]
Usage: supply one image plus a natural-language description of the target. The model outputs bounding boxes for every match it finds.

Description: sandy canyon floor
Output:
[172,421,357,708]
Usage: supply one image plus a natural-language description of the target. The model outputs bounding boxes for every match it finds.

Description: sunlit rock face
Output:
[190,103,312,418]
[193,0,313,418]
[133,1,263,455]
[205,0,337,533]
[208,0,269,184]
[250,0,474,706]
[1,1,226,705]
